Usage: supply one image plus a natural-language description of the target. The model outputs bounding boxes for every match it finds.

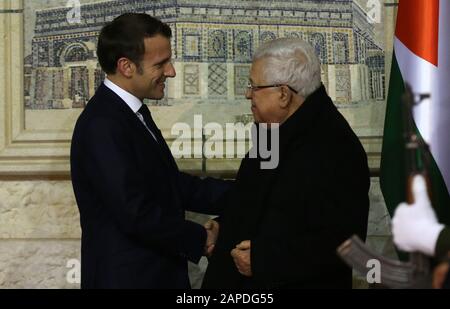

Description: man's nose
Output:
[165,62,176,78]
[245,87,252,99]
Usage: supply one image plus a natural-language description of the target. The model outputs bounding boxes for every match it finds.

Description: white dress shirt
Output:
[103,78,158,142]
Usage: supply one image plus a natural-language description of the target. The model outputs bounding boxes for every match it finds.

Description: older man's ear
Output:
[278,85,292,108]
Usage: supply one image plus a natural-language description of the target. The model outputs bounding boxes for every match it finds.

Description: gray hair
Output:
[253,38,322,98]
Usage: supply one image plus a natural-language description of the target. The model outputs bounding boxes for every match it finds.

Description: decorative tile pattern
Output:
[366,54,385,100]
[333,32,349,64]
[34,68,52,109]
[309,32,327,64]
[233,30,252,63]
[52,69,65,101]
[321,64,329,93]
[183,30,201,61]
[234,65,251,97]
[37,42,49,67]
[94,68,105,92]
[70,66,89,108]
[284,31,303,39]
[335,65,351,103]
[208,63,227,97]
[184,64,200,95]
[63,43,89,63]
[208,29,227,62]
[259,31,276,44]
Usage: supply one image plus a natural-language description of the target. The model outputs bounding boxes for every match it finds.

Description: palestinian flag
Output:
[380,0,450,225]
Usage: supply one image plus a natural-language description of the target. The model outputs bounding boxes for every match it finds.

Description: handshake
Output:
[203,219,252,277]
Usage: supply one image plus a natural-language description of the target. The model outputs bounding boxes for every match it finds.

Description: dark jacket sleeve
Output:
[178,172,233,215]
[83,117,206,263]
[436,226,450,259]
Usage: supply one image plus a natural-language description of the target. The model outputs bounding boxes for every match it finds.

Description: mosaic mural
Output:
[24,0,386,127]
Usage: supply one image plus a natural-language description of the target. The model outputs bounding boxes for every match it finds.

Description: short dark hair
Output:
[97,13,172,74]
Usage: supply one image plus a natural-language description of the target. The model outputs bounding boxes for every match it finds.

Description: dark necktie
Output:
[137,104,177,168]
[138,104,160,141]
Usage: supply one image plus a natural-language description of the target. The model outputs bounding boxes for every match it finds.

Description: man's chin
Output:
[147,92,165,100]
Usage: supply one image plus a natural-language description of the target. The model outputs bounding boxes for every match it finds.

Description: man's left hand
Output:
[204,220,219,257]
[231,240,252,277]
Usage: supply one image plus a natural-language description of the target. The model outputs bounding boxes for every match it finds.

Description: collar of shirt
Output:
[103,77,142,113]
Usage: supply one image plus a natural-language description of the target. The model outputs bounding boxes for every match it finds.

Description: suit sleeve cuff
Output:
[435,226,450,259]
[181,221,207,264]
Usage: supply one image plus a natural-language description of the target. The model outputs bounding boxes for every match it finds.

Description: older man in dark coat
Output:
[202,38,370,289]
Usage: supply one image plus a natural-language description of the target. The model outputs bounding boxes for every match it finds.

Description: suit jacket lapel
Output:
[99,84,173,169]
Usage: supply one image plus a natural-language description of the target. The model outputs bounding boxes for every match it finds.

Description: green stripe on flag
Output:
[380,53,406,215]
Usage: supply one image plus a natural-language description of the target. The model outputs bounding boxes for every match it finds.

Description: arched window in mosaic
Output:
[95,64,106,91]
[208,30,227,61]
[182,31,201,61]
[37,43,49,67]
[34,68,52,109]
[285,32,302,39]
[361,40,367,62]
[333,33,348,64]
[64,44,88,62]
[259,31,276,44]
[234,30,252,63]
[309,33,327,64]
[366,55,385,100]
[70,66,89,108]
[355,35,362,63]
[53,41,67,67]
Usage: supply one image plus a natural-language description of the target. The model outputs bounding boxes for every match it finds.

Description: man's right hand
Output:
[204,219,219,257]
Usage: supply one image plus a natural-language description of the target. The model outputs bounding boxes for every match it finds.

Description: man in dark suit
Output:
[70,13,229,289]
[202,38,370,288]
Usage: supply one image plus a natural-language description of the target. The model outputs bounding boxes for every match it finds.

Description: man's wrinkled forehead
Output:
[250,57,272,83]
